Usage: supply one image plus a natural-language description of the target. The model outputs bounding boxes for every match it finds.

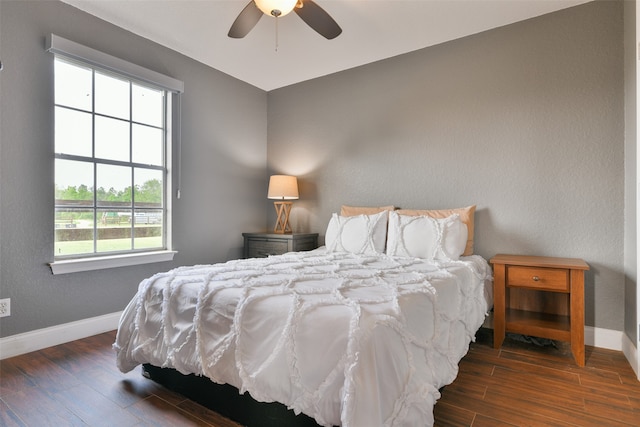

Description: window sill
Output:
[49,250,177,275]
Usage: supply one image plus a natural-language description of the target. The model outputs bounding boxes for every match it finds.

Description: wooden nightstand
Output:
[242,233,318,259]
[490,254,589,366]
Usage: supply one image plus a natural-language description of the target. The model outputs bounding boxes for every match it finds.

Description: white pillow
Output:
[386,211,468,260]
[325,211,388,254]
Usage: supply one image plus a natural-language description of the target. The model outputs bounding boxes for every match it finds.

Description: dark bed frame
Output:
[141,364,327,427]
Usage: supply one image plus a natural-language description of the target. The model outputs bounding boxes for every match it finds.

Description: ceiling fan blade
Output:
[294,0,342,40]
[228,1,263,38]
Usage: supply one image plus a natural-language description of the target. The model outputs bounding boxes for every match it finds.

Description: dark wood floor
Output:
[0,328,638,426]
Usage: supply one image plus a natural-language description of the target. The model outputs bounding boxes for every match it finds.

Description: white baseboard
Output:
[584,325,624,351]
[0,311,122,360]
[622,331,639,379]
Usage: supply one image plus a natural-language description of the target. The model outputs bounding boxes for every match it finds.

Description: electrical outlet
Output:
[0,298,10,317]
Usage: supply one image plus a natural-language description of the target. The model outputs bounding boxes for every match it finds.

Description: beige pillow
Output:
[395,205,476,256]
[340,205,395,216]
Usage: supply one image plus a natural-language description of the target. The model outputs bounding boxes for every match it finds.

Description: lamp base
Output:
[273,201,293,234]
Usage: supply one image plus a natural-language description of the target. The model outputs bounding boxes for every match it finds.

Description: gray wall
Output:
[623,0,637,349]
[0,0,632,340]
[268,1,625,330]
[0,0,268,338]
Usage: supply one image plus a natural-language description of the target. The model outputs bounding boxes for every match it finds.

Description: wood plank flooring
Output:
[0,328,638,426]
[436,329,640,426]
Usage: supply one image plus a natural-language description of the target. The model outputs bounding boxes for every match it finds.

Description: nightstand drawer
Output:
[506,266,569,292]
[247,239,288,258]
[290,236,317,252]
[242,233,318,259]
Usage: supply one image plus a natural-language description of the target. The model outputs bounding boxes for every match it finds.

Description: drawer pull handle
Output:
[532,276,540,282]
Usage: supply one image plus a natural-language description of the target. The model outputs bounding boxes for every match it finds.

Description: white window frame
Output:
[47,35,183,275]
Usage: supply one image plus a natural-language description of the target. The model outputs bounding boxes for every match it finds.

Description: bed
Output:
[114,205,492,426]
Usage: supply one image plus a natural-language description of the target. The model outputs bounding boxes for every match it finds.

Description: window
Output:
[47,35,183,274]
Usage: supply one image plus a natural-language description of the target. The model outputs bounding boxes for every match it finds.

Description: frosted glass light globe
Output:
[254,0,298,17]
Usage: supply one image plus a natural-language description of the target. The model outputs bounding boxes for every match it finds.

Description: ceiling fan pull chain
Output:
[275,17,279,52]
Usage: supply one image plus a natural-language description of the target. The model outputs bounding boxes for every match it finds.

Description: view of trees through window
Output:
[55,179,162,204]
[55,179,163,256]
[54,56,167,257]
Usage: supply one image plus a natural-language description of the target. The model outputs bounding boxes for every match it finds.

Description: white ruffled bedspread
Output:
[114,249,492,427]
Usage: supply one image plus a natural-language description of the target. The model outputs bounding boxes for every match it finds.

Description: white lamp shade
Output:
[268,175,299,200]
[254,0,298,17]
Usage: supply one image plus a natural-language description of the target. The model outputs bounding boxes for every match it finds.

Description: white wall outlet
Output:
[0,298,11,317]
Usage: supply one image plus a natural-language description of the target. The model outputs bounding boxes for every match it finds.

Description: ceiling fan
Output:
[228,0,342,40]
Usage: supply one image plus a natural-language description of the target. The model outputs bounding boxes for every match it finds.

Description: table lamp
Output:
[267,175,298,234]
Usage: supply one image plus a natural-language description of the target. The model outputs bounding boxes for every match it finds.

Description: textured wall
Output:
[268,1,624,330]
[0,0,267,337]
[623,0,638,347]
[0,0,629,340]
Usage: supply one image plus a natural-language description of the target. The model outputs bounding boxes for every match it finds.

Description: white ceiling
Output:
[60,0,591,91]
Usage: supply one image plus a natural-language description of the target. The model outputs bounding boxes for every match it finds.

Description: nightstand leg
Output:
[493,263,506,349]
[570,269,585,367]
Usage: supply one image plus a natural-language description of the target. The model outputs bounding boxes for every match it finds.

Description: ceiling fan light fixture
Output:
[228,0,341,40]
[254,0,298,17]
